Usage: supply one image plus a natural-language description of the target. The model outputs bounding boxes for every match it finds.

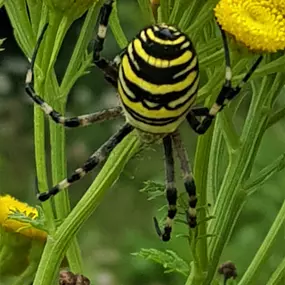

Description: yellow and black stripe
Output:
[118,24,199,136]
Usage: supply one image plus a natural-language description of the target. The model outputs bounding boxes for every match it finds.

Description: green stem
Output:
[34,108,56,232]
[205,74,281,284]
[238,200,285,285]
[207,120,225,204]
[56,3,102,271]
[11,261,38,285]
[219,110,240,151]
[60,2,101,95]
[47,15,72,75]
[48,79,83,272]
[267,107,285,129]
[267,256,285,285]
[33,132,141,285]
[244,153,285,195]
[193,127,213,272]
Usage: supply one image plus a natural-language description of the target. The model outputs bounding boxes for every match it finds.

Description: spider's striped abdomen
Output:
[118,24,199,136]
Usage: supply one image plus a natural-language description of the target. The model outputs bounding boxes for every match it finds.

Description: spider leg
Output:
[187,25,263,135]
[38,123,134,201]
[154,135,178,242]
[171,130,197,228]
[93,0,120,87]
[25,23,123,128]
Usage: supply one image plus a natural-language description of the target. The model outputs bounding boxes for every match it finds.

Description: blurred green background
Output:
[1,1,285,284]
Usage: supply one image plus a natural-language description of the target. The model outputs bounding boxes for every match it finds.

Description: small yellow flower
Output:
[215,0,285,52]
[0,195,47,240]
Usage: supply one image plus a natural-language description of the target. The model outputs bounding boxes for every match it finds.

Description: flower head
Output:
[0,195,47,240]
[215,0,285,52]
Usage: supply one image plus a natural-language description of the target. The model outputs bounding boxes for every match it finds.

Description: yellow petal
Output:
[215,0,285,52]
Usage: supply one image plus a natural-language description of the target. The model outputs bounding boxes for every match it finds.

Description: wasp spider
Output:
[25,0,262,241]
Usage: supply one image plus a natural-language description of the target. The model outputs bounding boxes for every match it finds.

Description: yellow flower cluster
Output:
[0,195,47,240]
[215,0,285,52]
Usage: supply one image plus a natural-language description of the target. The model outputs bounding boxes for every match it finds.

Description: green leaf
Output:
[244,153,285,195]
[139,180,165,200]
[159,0,170,23]
[110,0,128,49]
[137,0,155,24]
[168,0,188,25]
[8,206,47,233]
[0,38,5,51]
[132,248,190,276]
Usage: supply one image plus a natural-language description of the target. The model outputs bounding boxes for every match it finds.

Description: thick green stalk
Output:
[32,132,141,285]
[193,126,213,273]
[34,108,56,232]
[48,3,102,272]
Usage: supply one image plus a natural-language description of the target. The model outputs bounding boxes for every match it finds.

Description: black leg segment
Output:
[154,135,178,242]
[187,25,263,135]
[92,0,119,86]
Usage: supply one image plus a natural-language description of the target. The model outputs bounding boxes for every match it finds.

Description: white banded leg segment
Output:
[25,23,122,128]
[93,0,114,62]
[92,1,119,87]
[26,75,122,128]
[98,24,107,39]
[70,107,123,127]
[154,135,178,242]
[37,123,134,202]
[171,130,197,228]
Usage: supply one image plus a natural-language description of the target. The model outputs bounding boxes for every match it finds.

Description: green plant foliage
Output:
[8,206,47,233]
[132,248,190,276]
[2,0,285,285]
[140,181,165,200]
